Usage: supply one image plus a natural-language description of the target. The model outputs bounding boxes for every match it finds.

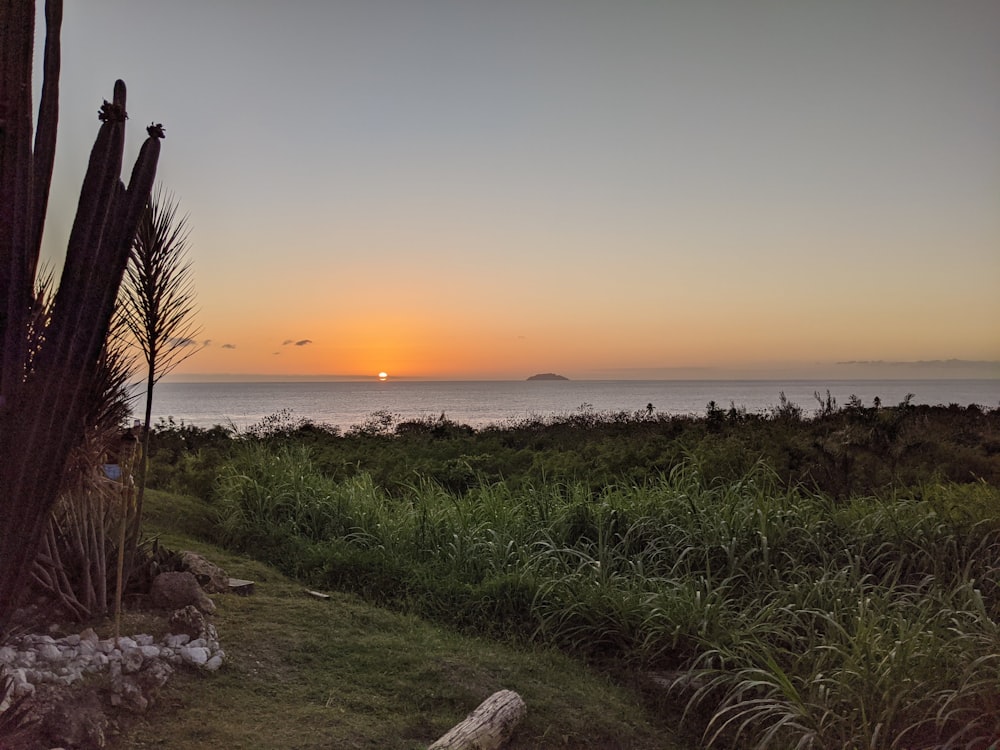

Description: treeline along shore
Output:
[146,395,1000,747]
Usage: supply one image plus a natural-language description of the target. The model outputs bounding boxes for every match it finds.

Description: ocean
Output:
[139,379,1000,432]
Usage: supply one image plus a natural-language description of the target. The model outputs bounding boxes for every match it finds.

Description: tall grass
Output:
[213,443,1000,748]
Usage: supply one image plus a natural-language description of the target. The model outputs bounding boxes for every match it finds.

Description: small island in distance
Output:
[527,373,569,381]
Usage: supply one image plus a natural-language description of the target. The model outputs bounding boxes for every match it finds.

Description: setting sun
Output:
[72,2,998,385]
[378,372,388,381]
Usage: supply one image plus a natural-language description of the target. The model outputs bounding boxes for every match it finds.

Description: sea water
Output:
[139,379,1000,432]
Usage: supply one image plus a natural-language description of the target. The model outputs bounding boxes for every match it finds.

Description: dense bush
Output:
[148,398,1000,501]
[205,445,1000,748]
[144,417,233,498]
[146,399,1000,748]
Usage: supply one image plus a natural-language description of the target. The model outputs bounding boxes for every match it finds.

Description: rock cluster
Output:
[0,553,232,748]
[0,614,224,711]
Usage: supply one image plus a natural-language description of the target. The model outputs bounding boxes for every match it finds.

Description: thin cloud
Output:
[294,339,313,346]
[282,339,294,345]
[837,359,999,367]
[166,336,200,348]
[222,343,237,350]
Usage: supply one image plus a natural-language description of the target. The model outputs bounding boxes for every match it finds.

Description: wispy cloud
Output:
[166,336,202,348]
[222,343,237,350]
[837,359,999,367]
[834,359,1000,378]
[282,338,314,347]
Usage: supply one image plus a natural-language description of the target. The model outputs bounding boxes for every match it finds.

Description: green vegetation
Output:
[144,397,1000,748]
[127,490,676,749]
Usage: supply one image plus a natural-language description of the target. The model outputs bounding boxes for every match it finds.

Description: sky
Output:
[35,1,1000,381]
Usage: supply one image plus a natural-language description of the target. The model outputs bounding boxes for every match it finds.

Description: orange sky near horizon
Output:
[36,1,1000,381]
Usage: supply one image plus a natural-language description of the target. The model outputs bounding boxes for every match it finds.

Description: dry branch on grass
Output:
[428,690,526,750]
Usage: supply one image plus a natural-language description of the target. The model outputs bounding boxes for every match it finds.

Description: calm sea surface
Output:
[141,379,1000,432]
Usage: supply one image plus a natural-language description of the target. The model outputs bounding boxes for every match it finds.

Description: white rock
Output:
[37,644,62,662]
[12,680,34,699]
[180,646,210,666]
[79,628,99,642]
[1,622,224,713]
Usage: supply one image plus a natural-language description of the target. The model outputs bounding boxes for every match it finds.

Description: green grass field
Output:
[120,489,682,749]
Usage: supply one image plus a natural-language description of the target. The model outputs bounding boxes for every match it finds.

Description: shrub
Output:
[157,405,1000,748]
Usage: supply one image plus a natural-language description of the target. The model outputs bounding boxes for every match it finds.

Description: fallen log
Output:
[428,689,526,750]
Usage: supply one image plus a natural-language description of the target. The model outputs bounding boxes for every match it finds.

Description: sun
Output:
[377,371,388,381]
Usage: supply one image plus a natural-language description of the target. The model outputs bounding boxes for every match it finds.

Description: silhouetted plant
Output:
[0,0,162,627]
[770,391,803,422]
[813,389,836,418]
[31,315,139,621]
[119,186,201,565]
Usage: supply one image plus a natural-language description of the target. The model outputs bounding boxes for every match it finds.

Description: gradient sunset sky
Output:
[37,1,999,380]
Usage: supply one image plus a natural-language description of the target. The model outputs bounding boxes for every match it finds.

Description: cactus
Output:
[0,0,163,627]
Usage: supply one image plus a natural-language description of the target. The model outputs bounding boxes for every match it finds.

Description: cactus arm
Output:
[55,83,128,330]
[83,132,162,389]
[0,0,38,400]
[111,131,162,264]
[64,84,128,260]
[15,79,158,497]
[28,0,63,264]
[30,104,161,464]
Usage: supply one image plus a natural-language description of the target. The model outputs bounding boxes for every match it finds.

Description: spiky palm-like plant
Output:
[119,186,202,556]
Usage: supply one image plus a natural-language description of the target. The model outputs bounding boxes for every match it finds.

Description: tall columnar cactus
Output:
[0,0,163,627]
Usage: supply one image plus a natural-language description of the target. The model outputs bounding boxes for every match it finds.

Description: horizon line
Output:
[162,359,1000,383]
